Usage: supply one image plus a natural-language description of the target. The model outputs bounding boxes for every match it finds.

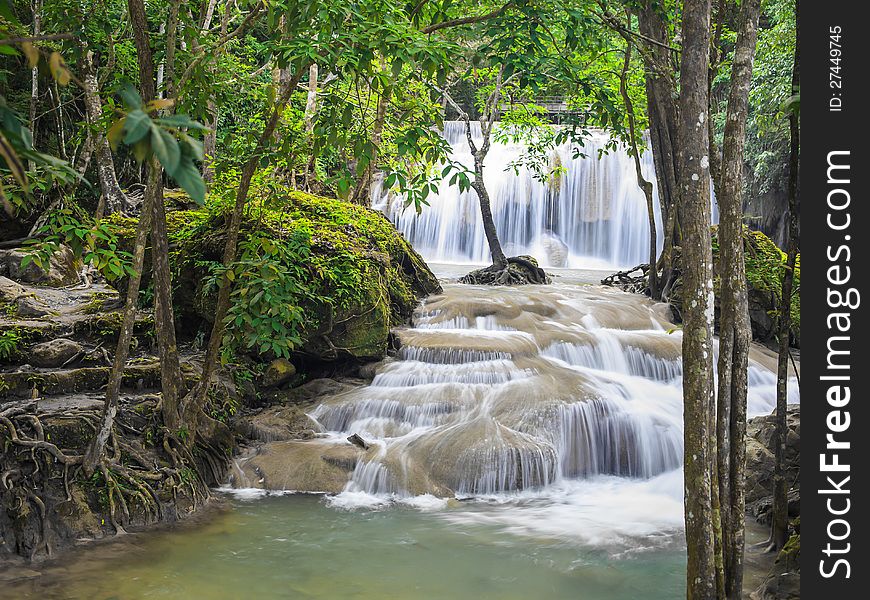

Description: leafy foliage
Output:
[23,205,134,281]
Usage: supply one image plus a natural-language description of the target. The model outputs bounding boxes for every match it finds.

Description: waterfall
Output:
[302,282,791,498]
[373,121,718,269]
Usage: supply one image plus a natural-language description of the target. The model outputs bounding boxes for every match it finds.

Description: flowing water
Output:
[1,124,787,598]
[3,267,799,599]
[374,122,718,269]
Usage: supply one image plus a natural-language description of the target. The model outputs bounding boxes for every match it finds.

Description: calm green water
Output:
[3,490,686,599]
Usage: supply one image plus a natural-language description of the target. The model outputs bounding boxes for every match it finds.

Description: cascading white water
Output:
[373,121,718,269]
[296,282,797,499]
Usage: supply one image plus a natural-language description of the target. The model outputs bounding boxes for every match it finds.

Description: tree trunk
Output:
[677,1,717,598]
[29,0,41,167]
[619,36,657,299]
[472,166,507,269]
[80,50,128,214]
[443,74,510,271]
[201,0,232,183]
[83,175,156,475]
[772,2,800,553]
[714,0,761,595]
[163,0,181,99]
[184,65,310,429]
[304,63,319,192]
[637,1,680,300]
[150,171,186,432]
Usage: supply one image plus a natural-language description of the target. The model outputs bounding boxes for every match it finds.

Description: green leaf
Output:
[123,110,151,145]
[118,83,143,109]
[151,126,181,173]
[168,159,206,205]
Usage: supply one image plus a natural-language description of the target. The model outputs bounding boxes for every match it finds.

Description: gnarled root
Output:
[460,256,551,286]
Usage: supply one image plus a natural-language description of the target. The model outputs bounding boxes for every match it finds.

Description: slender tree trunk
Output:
[772,2,800,552]
[83,179,156,475]
[304,63,319,192]
[201,0,232,183]
[86,0,185,469]
[442,74,510,270]
[201,0,219,30]
[713,1,761,595]
[619,36,657,299]
[29,0,41,166]
[472,166,507,269]
[163,0,181,99]
[80,50,128,213]
[49,81,67,160]
[150,170,185,432]
[677,1,717,598]
[184,65,310,429]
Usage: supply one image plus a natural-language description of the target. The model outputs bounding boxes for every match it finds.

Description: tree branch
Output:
[421,1,513,34]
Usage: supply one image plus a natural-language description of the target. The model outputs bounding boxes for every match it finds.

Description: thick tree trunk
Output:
[714,0,761,595]
[676,1,717,598]
[150,173,186,432]
[80,50,128,214]
[772,3,800,552]
[637,1,680,300]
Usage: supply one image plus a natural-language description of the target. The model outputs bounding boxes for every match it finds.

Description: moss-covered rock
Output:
[107,189,440,362]
[670,226,800,346]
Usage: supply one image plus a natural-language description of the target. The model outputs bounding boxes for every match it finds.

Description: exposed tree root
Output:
[1,399,221,558]
[601,263,652,295]
[460,256,551,286]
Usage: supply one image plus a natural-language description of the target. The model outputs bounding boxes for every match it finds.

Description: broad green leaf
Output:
[151,126,181,173]
[123,110,151,145]
[168,159,206,205]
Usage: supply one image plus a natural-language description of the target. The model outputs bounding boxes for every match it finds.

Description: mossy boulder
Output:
[106,189,440,362]
[670,226,800,346]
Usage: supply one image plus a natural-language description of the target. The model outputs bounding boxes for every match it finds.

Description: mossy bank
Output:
[107,189,441,366]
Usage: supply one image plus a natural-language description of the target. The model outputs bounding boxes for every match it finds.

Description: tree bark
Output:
[184,65,310,429]
[29,0,41,166]
[714,0,761,595]
[636,1,680,301]
[304,63,320,192]
[676,1,717,598]
[619,36,657,299]
[772,1,800,553]
[80,50,128,214]
[201,0,232,183]
[163,0,181,99]
[83,175,156,475]
[150,171,186,432]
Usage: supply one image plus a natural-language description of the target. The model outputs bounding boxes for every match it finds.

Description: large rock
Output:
[232,440,364,493]
[234,405,320,442]
[668,227,800,346]
[261,358,297,388]
[107,191,441,362]
[30,338,84,368]
[0,245,80,287]
[0,275,51,316]
[745,405,800,522]
[536,231,569,267]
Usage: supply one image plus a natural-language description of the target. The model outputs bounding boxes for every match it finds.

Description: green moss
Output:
[711,225,800,341]
[103,187,439,362]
